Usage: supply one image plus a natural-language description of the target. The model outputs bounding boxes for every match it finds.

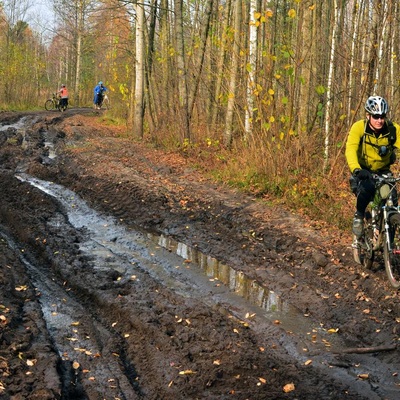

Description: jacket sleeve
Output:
[393,122,400,149]
[345,120,364,173]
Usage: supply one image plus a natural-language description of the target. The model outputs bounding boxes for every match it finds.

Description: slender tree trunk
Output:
[188,0,214,117]
[323,0,339,173]
[347,1,361,123]
[210,0,232,130]
[74,29,82,106]
[245,0,257,141]
[134,1,145,138]
[174,0,191,140]
[224,0,241,147]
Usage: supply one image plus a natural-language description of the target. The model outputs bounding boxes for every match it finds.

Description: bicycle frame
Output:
[353,173,400,288]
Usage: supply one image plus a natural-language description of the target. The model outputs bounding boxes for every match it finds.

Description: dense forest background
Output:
[1,0,399,229]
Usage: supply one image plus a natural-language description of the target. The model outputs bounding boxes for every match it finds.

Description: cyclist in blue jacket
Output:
[93,81,107,109]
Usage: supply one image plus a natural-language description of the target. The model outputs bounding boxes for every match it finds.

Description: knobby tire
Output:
[383,213,400,289]
[45,99,54,111]
[353,216,374,269]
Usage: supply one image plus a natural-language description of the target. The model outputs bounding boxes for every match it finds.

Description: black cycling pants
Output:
[350,174,398,216]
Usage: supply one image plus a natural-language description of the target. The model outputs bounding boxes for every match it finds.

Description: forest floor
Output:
[0,108,400,400]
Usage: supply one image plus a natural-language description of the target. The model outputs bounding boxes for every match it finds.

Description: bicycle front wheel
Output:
[45,99,54,111]
[383,213,400,289]
[353,215,374,269]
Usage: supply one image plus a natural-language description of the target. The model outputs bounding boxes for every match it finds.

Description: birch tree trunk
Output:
[134,1,145,138]
[74,6,83,106]
[323,0,339,173]
[245,0,257,141]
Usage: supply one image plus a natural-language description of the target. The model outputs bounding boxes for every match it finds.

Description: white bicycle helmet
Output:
[365,95,389,115]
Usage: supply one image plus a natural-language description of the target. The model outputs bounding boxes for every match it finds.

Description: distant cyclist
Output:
[93,81,107,109]
[58,84,69,110]
[345,95,400,239]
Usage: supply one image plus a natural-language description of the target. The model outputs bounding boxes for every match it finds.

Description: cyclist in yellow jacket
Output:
[345,95,400,238]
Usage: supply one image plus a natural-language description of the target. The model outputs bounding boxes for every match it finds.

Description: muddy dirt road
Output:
[0,109,399,399]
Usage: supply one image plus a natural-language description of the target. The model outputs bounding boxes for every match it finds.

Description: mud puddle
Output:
[14,173,400,399]
[16,174,332,344]
[0,230,140,399]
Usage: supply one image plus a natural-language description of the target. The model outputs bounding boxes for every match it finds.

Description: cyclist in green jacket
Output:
[345,95,400,238]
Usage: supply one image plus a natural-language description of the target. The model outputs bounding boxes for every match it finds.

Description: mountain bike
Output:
[94,92,109,110]
[45,93,62,111]
[352,173,400,288]
[102,93,110,109]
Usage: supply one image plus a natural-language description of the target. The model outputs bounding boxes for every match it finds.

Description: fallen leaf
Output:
[283,382,295,392]
[179,370,196,375]
[327,328,339,334]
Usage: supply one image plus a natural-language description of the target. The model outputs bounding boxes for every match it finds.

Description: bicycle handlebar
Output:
[372,173,400,186]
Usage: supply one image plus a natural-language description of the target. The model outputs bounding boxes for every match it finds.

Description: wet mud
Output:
[0,109,400,399]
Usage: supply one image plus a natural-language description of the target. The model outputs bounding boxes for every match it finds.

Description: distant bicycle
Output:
[45,93,62,111]
[94,93,110,110]
[102,93,110,109]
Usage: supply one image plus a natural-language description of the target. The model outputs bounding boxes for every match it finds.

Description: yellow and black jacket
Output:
[345,119,400,174]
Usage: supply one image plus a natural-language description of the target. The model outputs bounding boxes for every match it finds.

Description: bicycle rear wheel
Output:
[45,99,54,111]
[383,213,400,289]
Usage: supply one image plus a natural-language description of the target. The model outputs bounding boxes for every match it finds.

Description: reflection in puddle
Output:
[17,173,344,353]
[155,234,286,313]
[0,117,29,131]
[44,141,57,159]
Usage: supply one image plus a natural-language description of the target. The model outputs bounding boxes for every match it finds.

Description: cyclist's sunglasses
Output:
[371,114,386,120]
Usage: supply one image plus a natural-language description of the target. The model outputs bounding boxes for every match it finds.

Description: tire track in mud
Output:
[14,173,400,400]
[0,231,142,400]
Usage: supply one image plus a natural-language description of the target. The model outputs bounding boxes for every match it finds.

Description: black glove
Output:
[354,168,372,180]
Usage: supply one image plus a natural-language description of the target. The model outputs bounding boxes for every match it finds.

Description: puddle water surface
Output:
[15,174,348,355]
